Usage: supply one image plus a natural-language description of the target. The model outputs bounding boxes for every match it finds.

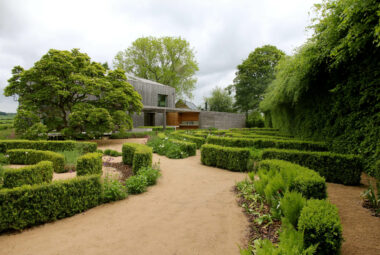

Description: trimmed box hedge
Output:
[200,144,251,172]
[0,140,97,153]
[7,149,65,173]
[206,135,328,151]
[0,175,102,232]
[168,139,197,156]
[122,143,152,174]
[76,152,103,176]
[299,199,343,255]
[2,161,54,189]
[138,126,176,131]
[170,133,205,149]
[261,148,362,185]
[259,159,327,199]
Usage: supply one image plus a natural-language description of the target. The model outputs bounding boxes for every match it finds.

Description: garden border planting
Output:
[0,140,97,153]
[122,143,152,174]
[170,133,205,149]
[7,149,65,173]
[168,139,196,157]
[261,148,362,185]
[76,152,103,176]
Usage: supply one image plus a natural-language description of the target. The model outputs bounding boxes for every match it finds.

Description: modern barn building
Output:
[127,74,245,130]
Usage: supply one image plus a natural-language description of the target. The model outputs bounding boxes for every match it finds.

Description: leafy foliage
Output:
[76,152,103,176]
[125,175,148,194]
[4,49,142,139]
[137,166,161,186]
[122,143,152,173]
[260,0,380,175]
[102,174,128,203]
[205,86,234,112]
[114,36,199,98]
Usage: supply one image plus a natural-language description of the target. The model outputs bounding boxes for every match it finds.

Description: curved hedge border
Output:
[168,139,196,157]
[0,140,97,154]
[2,161,54,189]
[170,133,205,149]
[122,143,152,174]
[259,159,327,199]
[299,199,342,255]
[76,152,103,176]
[0,175,101,232]
[206,135,328,151]
[200,144,251,172]
[261,148,362,185]
[7,149,65,173]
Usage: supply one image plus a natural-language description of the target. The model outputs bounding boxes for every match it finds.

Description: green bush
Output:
[280,191,306,228]
[7,149,65,173]
[170,133,205,148]
[200,144,251,171]
[2,161,53,188]
[103,149,122,157]
[261,148,362,185]
[0,175,102,231]
[76,152,103,176]
[137,166,161,186]
[125,175,148,194]
[0,140,97,153]
[298,199,343,255]
[110,131,155,139]
[168,139,196,156]
[138,126,176,132]
[206,135,327,151]
[122,143,152,173]
[246,110,265,128]
[102,174,127,203]
[259,160,327,199]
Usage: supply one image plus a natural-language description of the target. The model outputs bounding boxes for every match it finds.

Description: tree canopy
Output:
[113,36,199,99]
[205,87,234,113]
[4,48,143,138]
[232,45,285,113]
[260,0,380,175]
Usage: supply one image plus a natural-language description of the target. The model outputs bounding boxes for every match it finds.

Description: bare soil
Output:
[0,139,248,255]
[327,173,380,255]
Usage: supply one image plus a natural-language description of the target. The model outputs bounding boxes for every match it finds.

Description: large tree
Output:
[113,36,199,98]
[232,45,285,113]
[4,48,143,138]
[205,87,234,113]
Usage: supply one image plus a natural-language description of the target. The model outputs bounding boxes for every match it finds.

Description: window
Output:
[158,94,167,107]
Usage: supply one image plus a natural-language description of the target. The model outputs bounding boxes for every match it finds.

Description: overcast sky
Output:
[0,0,318,112]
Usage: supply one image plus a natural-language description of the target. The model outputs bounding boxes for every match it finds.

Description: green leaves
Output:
[113,36,199,98]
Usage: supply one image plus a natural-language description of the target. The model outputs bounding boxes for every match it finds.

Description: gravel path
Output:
[0,139,248,255]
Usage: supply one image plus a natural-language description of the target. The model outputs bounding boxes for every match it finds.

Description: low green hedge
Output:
[7,149,65,173]
[200,144,251,171]
[0,140,97,153]
[2,161,54,189]
[206,135,327,151]
[76,152,103,176]
[261,148,362,185]
[229,128,279,132]
[0,175,102,232]
[168,139,196,156]
[259,160,327,199]
[122,143,152,174]
[110,131,154,139]
[170,133,205,148]
[299,199,343,255]
[138,126,176,132]
[226,133,292,140]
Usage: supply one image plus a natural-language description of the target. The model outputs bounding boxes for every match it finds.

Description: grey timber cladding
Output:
[199,111,245,129]
[127,78,175,108]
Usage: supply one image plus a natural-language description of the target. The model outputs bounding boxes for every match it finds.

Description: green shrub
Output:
[206,135,327,151]
[0,140,97,153]
[110,131,154,139]
[2,161,53,188]
[137,167,161,185]
[298,199,343,255]
[125,175,148,194]
[170,133,205,148]
[261,148,362,185]
[7,149,65,173]
[103,149,122,157]
[76,152,103,176]
[122,143,152,173]
[102,174,127,203]
[138,126,176,132]
[0,153,8,165]
[200,144,251,171]
[280,191,306,228]
[259,160,327,199]
[0,175,102,231]
[168,139,196,156]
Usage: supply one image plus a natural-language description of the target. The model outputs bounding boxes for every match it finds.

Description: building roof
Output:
[126,73,172,88]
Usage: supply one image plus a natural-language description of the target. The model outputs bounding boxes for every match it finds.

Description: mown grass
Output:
[57,149,82,171]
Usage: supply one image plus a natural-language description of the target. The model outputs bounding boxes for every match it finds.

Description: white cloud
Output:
[0,0,318,112]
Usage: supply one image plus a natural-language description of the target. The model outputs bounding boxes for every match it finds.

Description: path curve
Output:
[0,139,248,255]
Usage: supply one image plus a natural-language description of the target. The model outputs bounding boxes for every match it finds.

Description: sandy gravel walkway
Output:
[0,139,248,255]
